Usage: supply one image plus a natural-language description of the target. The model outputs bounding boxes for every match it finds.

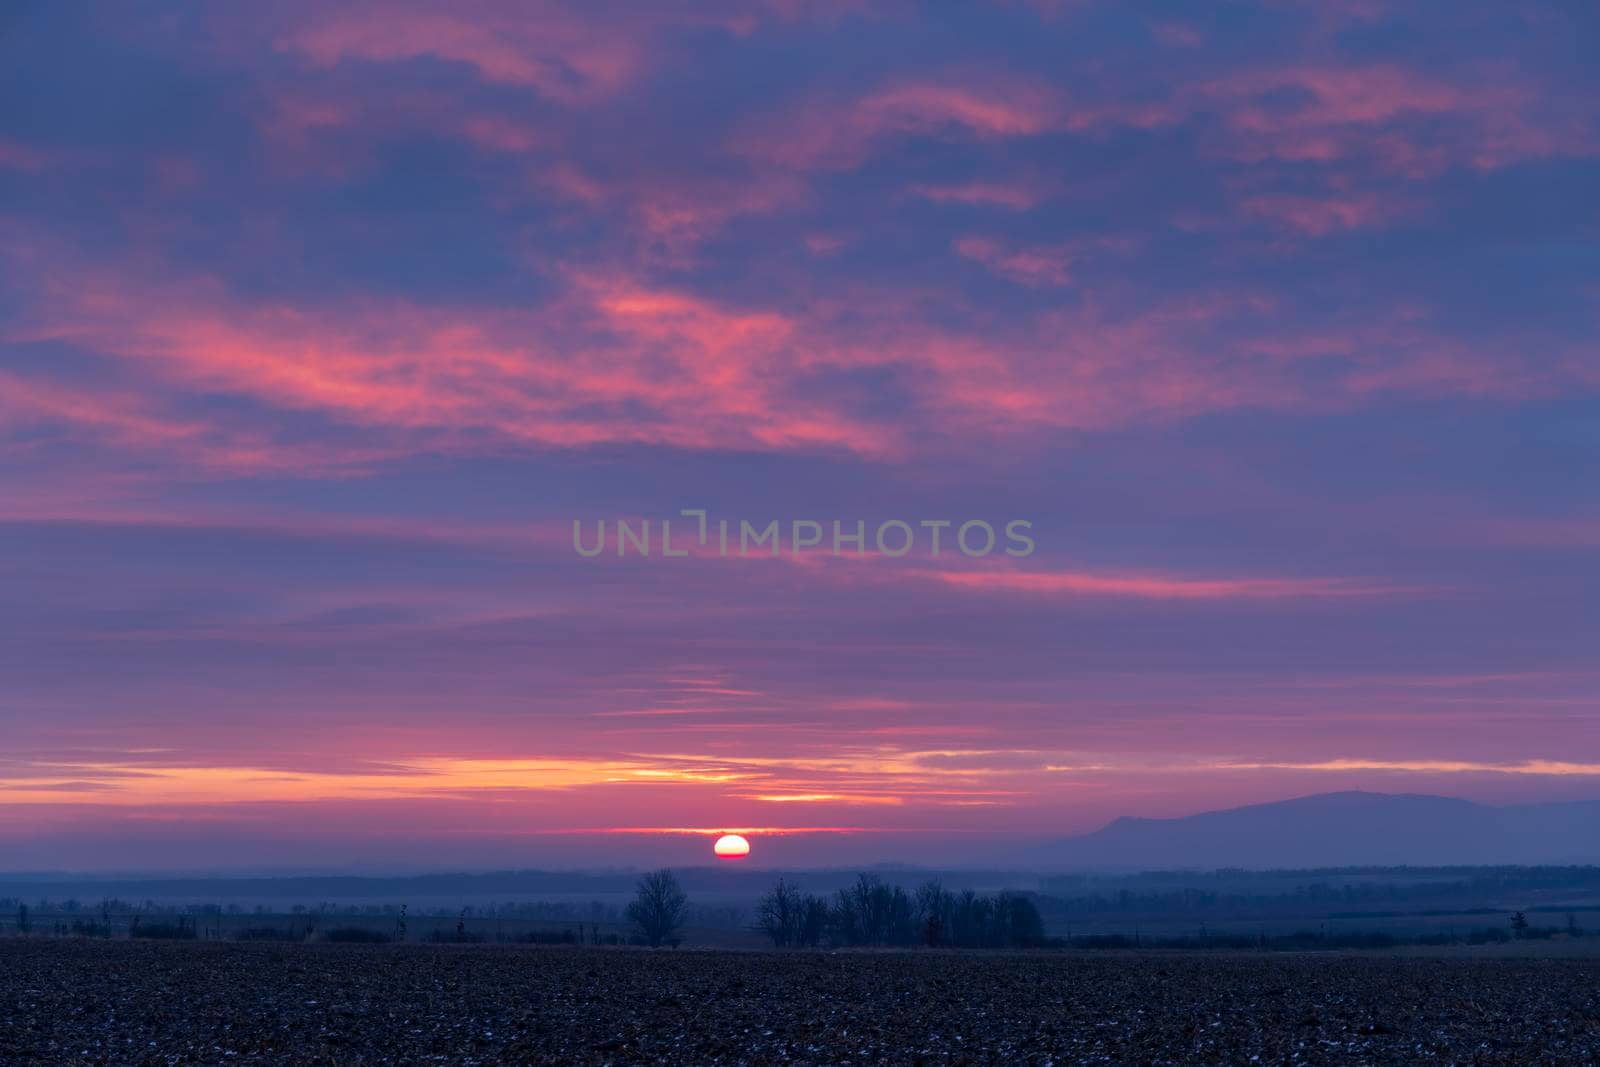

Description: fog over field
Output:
[9,791,1599,965]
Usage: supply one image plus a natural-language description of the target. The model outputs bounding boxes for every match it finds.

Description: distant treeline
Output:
[750,875,1589,951]
[4,891,1586,952]
[6,865,1595,917]
[1064,919,1582,951]
[1034,866,1600,921]
[0,896,746,931]
[1044,866,1600,894]
[756,876,1046,948]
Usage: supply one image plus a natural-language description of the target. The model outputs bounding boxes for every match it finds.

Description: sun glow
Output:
[712,833,751,858]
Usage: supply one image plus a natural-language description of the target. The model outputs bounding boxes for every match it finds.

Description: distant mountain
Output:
[1040,791,1600,869]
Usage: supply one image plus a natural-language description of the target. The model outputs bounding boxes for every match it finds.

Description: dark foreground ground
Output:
[2,940,1598,1065]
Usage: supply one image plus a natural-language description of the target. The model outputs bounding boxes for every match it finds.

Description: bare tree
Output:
[798,894,829,947]
[754,882,829,948]
[833,875,917,945]
[995,891,1045,947]
[756,878,805,947]
[627,869,688,947]
[916,880,953,947]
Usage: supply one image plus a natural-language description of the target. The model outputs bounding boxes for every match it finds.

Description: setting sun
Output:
[712,833,751,859]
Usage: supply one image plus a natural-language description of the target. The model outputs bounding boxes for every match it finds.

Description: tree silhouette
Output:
[626,869,687,947]
[916,880,953,947]
[830,875,919,946]
[996,891,1045,947]
[756,878,806,947]
[798,894,829,947]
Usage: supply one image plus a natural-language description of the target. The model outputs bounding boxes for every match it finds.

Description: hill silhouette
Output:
[1042,791,1600,869]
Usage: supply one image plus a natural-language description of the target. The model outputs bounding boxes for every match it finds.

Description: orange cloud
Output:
[0,743,1034,815]
[0,754,769,807]
[577,826,874,836]
[737,793,905,805]
[1218,758,1600,776]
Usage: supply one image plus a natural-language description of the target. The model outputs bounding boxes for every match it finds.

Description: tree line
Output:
[756,875,1045,948]
[616,870,1046,949]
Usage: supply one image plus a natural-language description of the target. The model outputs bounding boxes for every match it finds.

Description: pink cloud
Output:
[543,168,810,258]
[740,76,1065,170]
[751,0,889,21]
[283,5,646,103]
[0,371,205,447]
[1201,65,1598,175]
[803,233,849,256]
[0,138,51,172]
[0,369,410,476]
[954,235,1074,286]
[1474,517,1600,549]
[1216,67,1463,130]
[258,88,550,182]
[7,249,899,463]
[910,180,1048,209]
[1148,20,1204,48]
[7,215,1591,474]
[1241,191,1408,235]
[925,567,1409,600]
[273,1,871,107]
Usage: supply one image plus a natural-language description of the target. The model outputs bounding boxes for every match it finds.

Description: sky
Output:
[0,0,1597,871]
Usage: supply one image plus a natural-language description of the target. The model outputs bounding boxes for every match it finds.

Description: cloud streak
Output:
[1,0,1595,866]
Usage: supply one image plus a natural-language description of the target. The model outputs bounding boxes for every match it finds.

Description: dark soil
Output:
[2,939,1597,1064]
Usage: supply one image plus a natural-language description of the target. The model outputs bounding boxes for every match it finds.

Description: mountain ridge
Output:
[1043,790,1600,869]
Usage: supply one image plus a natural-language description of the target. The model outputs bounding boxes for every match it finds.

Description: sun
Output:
[712,833,750,859]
